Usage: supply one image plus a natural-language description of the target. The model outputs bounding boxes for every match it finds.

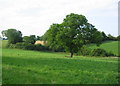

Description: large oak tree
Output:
[44,13,103,57]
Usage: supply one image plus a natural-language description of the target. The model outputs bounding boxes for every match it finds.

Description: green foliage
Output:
[34,44,50,51]
[87,41,118,56]
[34,44,43,51]
[45,13,103,57]
[12,42,35,50]
[117,35,120,41]
[15,42,27,49]
[101,32,107,41]
[51,46,65,52]
[24,43,35,50]
[93,31,103,46]
[1,30,7,37]
[7,43,16,49]
[36,36,40,40]
[76,45,115,57]
[45,24,60,50]
[76,45,91,56]
[7,42,50,51]
[90,48,107,57]
[40,32,48,41]
[107,34,117,41]
[2,48,118,84]
[1,29,23,44]
[23,35,36,44]
[90,48,115,57]
[107,51,116,57]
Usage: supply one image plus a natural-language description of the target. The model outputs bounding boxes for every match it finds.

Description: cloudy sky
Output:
[0,0,118,37]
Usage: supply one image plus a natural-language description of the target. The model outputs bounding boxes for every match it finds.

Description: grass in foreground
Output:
[1,40,8,48]
[2,48,118,84]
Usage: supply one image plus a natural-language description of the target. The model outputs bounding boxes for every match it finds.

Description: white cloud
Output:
[0,0,118,37]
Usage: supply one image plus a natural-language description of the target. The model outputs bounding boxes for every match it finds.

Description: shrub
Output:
[15,42,26,49]
[90,48,115,57]
[7,43,16,49]
[107,51,115,57]
[43,45,50,51]
[90,48,107,57]
[24,43,35,50]
[76,45,91,56]
[14,42,34,50]
[34,44,43,51]
[7,42,35,50]
[54,47,65,52]
[7,42,51,51]
[76,46,115,57]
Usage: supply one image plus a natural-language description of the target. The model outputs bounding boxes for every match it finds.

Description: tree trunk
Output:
[70,52,73,58]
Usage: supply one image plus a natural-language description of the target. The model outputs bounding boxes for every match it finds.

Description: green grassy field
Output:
[2,48,118,84]
[1,40,119,84]
[1,40,8,48]
[87,41,118,56]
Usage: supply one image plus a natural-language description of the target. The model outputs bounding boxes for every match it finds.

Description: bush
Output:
[34,44,43,51]
[7,42,51,51]
[76,46,115,57]
[54,47,65,52]
[13,42,34,50]
[7,43,16,49]
[24,43,35,50]
[43,45,51,51]
[15,42,26,49]
[76,45,91,56]
[107,51,115,57]
[90,48,115,57]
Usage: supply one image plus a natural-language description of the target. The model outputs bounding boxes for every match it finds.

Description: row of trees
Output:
[1,29,41,44]
[1,28,119,45]
[101,32,119,41]
[1,29,49,51]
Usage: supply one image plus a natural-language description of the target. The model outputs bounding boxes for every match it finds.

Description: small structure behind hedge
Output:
[35,41,47,45]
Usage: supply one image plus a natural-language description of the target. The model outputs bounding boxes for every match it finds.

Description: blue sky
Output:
[0,0,119,37]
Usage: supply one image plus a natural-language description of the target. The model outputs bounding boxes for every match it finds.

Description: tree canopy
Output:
[1,29,22,44]
[23,35,36,44]
[117,35,120,41]
[45,13,103,57]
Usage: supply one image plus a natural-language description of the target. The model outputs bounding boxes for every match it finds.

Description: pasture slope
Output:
[1,40,119,84]
[87,41,118,56]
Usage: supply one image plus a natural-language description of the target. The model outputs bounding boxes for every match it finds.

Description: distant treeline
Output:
[1,29,118,57]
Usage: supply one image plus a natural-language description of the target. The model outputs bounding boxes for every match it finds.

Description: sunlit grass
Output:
[2,48,118,84]
[1,40,8,48]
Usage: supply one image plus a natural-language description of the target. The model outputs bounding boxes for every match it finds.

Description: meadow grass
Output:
[1,40,119,84]
[2,48,118,84]
[1,40,8,48]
